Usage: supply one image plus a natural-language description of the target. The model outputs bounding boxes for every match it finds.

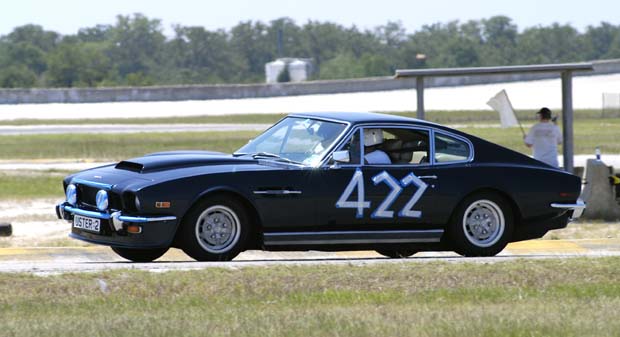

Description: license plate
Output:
[73,215,101,233]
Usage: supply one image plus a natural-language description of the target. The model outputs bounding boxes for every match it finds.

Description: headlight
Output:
[66,184,77,205]
[96,190,109,211]
[134,195,141,211]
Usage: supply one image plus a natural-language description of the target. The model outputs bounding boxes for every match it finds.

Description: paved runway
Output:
[1,74,619,120]
[0,123,270,135]
[1,239,618,274]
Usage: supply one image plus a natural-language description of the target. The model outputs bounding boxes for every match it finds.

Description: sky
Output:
[2,0,619,37]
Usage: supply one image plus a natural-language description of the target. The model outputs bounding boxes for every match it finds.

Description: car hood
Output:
[115,151,256,174]
[66,151,300,192]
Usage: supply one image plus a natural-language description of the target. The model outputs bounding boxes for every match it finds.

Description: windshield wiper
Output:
[250,152,302,165]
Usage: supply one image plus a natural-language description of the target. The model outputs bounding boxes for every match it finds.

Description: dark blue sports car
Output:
[56,112,585,262]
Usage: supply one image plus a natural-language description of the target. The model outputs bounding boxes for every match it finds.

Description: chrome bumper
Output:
[550,199,586,221]
[57,203,177,231]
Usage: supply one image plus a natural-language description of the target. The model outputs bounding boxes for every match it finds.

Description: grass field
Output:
[0,118,617,160]
[0,131,256,160]
[0,114,287,126]
[0,258,619,337]
[0,171,66,199]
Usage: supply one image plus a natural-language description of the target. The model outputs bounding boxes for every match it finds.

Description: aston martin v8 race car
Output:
[56,112,585,262]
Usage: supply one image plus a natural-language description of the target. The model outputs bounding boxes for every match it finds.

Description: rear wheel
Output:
[375,249,417,258]
[180,196,251,261]
[449,192,514,257]
[111,247,169,262]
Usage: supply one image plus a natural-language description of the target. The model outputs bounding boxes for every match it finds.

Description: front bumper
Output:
[550,198,586,221]
[56,202,178,249]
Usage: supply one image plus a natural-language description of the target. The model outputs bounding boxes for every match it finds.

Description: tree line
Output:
[1,14,619,88]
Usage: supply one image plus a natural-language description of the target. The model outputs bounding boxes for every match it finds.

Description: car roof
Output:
[288,111,438,127]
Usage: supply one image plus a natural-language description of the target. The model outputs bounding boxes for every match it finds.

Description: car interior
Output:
[381,129,430,164]
[337,128,431,165]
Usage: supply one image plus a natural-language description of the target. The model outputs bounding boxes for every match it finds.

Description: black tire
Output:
[375,249,417,258]
[448,192,514,257]
[180,195,252,261]
[111,246,169,262]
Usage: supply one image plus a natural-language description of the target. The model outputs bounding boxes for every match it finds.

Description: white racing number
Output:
[399,173,428,218]
[371,171,402,218]
[336,170,428,219]
[335,168,370,218]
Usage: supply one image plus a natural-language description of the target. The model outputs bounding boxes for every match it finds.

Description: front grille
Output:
[76,184,122,210]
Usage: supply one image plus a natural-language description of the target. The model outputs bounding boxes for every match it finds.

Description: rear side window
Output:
[434,133,471,163]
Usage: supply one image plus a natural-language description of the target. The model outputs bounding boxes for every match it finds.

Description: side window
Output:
[434,133,471,163]
[333,129,361,165]
[364,128,430,165]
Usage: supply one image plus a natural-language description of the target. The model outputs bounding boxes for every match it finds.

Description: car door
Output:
[361,128,476,228]
[248,166,321,230]
[316,126,443,230]
[240,116,349,232]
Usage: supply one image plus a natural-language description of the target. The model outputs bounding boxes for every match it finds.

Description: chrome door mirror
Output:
[332,150,350,163]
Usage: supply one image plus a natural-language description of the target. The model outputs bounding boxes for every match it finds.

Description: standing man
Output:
[524,107,562,167]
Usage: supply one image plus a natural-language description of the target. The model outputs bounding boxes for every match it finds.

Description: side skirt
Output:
[263,229,443,246]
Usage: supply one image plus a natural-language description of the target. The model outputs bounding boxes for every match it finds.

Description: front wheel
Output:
[448,192,514,257]
[180,196,251,261]
[111,247,169,262]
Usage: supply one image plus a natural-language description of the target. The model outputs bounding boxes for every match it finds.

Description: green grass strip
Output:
[0,131,257,160]
[0,258,619,336]
[0,109,613,126]
[1,118,618,161]
[0,171,66,199]
[0,114,287,126]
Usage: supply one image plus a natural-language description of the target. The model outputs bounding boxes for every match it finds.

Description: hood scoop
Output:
[115,161,144,173]
[115,153,255,173]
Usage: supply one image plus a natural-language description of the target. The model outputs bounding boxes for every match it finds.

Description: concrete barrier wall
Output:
[1,59,619,105]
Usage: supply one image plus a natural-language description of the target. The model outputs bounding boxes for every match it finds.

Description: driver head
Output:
[364,129,384,147]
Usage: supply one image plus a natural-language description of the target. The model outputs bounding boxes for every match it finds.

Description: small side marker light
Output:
[155,201,171,208]
[127,225,142,234]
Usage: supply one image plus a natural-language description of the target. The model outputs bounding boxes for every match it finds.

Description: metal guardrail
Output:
[0,59,617,105]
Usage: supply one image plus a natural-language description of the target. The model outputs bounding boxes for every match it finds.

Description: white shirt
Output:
[524,122,562,167]
[365,150,391,164]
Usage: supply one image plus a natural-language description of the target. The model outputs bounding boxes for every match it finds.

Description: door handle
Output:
[418,175,438,180]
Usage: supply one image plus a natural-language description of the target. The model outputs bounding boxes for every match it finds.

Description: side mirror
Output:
[332,150,350,163]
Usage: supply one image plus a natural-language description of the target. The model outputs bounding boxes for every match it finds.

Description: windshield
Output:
[235,117,347,166]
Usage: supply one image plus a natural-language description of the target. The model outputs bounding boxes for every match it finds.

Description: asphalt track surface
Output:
[1,74,619,120]
[1,239,619,274]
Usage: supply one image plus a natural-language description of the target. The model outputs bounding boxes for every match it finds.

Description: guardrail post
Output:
[561,71,574,173]
[416,76,425,120]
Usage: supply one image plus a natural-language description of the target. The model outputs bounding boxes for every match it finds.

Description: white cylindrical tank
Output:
[288,59,308,82]
[265,59,286,84]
